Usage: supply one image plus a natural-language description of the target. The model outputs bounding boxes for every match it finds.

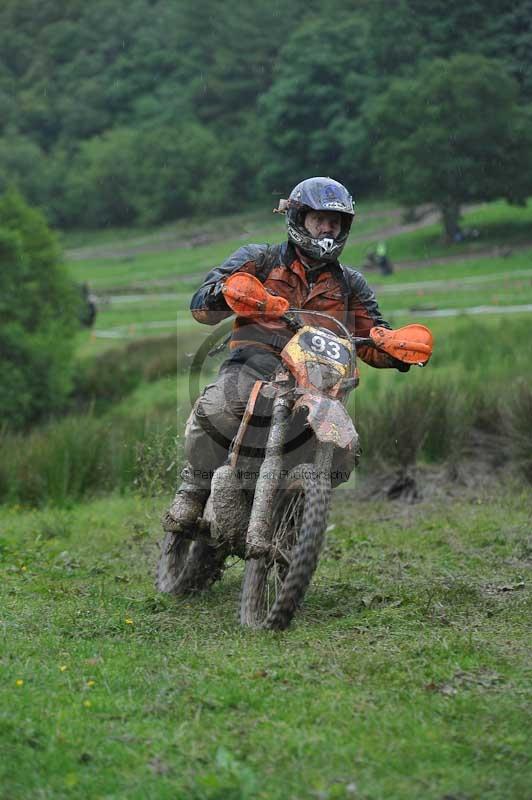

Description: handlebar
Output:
[221,274,432,367]
[282,309,353,341]
[283,309,373,348]
[281,309,432,367]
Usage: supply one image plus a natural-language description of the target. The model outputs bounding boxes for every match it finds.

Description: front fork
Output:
[245,392,293,558]
[245,393,335,559]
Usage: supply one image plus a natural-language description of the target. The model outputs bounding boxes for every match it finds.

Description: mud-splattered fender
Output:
[293,392,358,449]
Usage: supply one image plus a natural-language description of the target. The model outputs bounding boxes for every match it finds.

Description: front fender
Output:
[293,392,358,449]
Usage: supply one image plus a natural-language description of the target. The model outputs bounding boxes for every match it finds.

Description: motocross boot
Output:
[161,482,209,534]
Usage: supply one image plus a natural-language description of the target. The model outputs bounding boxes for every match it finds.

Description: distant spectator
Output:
[376,241,393,276]
[78,282,97,328]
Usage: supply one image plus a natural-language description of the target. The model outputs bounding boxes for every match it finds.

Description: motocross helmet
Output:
[285,177,355,262]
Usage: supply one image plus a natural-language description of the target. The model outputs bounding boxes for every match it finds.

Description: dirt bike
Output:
[156,273,433,630]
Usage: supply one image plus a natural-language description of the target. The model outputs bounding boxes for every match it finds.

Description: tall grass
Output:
[500,379,532,481]
[0,413,179,507]
[350,315,531,477]
[2,317,531,507]
[72,330,202,412]
[354,376,472,469]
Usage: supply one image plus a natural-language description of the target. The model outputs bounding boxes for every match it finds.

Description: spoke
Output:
[273,563,283,600]
[262,484,305,616]
[266,574,271,613]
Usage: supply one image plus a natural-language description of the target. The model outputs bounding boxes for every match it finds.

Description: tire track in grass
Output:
[373,268,532,295]
[97,268,532,305]
[389,303,532,319]
[93,303,532,338]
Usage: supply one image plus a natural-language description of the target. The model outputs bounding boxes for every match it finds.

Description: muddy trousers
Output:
[181,356,280,493]
[180,353,356,495]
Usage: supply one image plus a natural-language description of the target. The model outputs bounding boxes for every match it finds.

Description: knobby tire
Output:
[240,465,331,630]
[156,534,226,595]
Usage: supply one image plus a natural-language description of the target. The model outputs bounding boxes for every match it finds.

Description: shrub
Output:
[134,424,180,497]
[355,376,472,469]
[72,332,198,411]
[0,191,79,429]
[0,411,181,507]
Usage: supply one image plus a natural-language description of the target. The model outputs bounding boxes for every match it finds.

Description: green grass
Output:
[93,297,191,329]
[68,196,503,293]
[63,198,532,350]
[2,198,532,797]
[60,203,275,249]
[64,213,399,292]
[60,198,399,251]
[371,249,532,286]
[344,200,532,265]
[79,260,532,350]
[3,313,531,507]
[70,198,523,294]
[1,487,530,799]
[378,286,532,316]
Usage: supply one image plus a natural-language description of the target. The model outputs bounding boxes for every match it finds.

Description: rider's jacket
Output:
[190,241,399,369]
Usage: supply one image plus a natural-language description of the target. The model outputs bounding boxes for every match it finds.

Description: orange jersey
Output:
[190,241,397,369]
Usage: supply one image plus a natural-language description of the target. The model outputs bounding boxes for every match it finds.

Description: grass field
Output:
[1,484,531,799]
[2,197,531,798]
[65,200,532,293]
[66,199,532,357]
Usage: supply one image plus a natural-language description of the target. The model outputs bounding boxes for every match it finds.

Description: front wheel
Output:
[239,464,332,630]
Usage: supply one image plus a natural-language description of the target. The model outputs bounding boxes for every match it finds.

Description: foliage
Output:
[368,54,532,238]
[258,13,376,193]
[0,411,178,506]
[72,333,191,412]
[0,191,79,429]
[356,376,471,469]
[0,133,50,206]
[1,1,532,228]
[57,123,234,228]
[501,379,532,481]
[4,311,532,506]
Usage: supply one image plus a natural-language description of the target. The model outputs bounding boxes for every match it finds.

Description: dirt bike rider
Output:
[162,176,410,535]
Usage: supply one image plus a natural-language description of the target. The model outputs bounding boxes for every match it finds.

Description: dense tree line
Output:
[1,0,531,231]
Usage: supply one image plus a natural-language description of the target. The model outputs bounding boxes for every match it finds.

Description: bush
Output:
[72,332,198,412]
[0,191,79,429]
[0,134,50,208]
[356,376,471,469]
[59,122,233,229]
[0,411,178,507]
[60,129,138,228]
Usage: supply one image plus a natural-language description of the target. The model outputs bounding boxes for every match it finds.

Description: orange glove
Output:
[221,273,289,318]
[369,324,434,365]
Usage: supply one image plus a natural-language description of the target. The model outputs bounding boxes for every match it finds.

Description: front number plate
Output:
[298,330,350,366]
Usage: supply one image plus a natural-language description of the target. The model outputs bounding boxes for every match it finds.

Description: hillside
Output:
[1,1,532,228]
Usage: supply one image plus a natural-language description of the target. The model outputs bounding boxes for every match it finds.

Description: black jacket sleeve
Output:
[343,266,410,372]
[189,244,268,325]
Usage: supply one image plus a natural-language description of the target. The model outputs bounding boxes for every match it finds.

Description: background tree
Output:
[0,133,50,208]
[1,0,532,229]
[0,191,79,429]
[367,54,532,239]
[258,13,376,195]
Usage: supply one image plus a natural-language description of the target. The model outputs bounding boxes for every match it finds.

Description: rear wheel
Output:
[156,534,227,595]
[239,464,331,630]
